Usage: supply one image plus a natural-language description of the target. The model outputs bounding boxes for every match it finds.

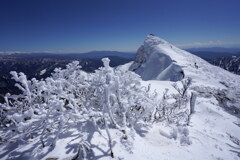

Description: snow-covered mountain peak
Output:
[130,35,240,89]
[130,35,187,81]
[144,34,169,47]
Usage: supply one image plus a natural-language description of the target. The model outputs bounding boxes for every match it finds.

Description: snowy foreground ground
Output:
[1,80,239,160]
[42,81,240,160]
[0,35,240,160]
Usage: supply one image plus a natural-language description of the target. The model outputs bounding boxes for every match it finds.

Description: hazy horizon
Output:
[1,46,240,54]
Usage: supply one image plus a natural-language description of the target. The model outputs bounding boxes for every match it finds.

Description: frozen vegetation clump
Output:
[153,78,193,125]
[0,58,192,159]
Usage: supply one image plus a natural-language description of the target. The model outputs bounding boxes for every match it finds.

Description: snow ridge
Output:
[130,35,240,88]
[130,35,184,81]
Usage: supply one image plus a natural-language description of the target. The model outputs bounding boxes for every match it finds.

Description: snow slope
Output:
[134,80,240,160]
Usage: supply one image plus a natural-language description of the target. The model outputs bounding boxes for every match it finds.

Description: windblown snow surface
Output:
[1,35,240,160]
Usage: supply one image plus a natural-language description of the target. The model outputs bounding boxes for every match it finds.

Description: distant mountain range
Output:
[3,47,240,60]
[186,47,240,53]
[0,51,135,59]
[186,47,240,59]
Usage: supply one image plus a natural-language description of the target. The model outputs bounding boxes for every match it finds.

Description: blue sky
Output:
[0,0,240,52]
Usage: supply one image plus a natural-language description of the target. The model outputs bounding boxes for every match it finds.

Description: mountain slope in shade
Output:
[208,56,240,75]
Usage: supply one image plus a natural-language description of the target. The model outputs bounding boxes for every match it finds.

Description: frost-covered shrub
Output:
[153,78,192,125]
[0,58,156,158]
[90,58,155,129]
